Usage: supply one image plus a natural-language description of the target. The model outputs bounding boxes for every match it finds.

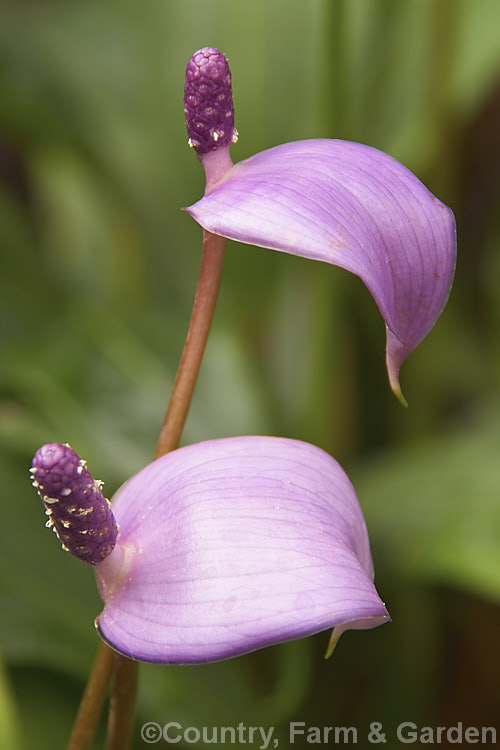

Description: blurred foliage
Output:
[0,0,499,748]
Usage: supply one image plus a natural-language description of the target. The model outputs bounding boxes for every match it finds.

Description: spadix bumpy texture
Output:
[94,436,389,664]
[184,47,237,156]
[31,443,117,565]
[184,49,456,398]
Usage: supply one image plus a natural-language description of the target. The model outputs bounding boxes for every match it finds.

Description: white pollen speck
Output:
[231,129,239,143]
[60,488,72,496]
[77,465,83,475]
[188,138,195,148]
[61,543,69,552]
[44,496,58,504]
[60,520,71,528]
[212,131,219,142]
[45,519,54,528]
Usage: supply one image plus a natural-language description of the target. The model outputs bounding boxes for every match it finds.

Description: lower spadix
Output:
[95,436,389,663]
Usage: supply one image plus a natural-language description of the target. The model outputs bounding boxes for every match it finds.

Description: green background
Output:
[1,0,499,747]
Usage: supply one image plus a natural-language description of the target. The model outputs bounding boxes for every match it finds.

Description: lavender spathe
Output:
[186,139,456,399]
[95,436,389,664]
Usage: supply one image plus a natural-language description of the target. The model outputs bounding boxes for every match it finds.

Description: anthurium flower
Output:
[94,436,388,663]
[31,439,389,664]
[184,48,457,399]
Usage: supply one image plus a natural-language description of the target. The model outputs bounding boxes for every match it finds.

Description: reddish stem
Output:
[154,229,227,457]
[104,655,139,750]
[102,228,227,748]
[66,642,115,750]
[68,229,227,750]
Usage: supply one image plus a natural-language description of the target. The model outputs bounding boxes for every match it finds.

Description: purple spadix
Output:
[184,47,237,156]
[31,443,117,565]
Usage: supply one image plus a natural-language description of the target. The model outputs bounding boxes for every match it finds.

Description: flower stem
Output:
[103,228,226,746]
[104,655,139,750]
[67,228,226,750]
[154,229,227,457]
[66,642,114,750]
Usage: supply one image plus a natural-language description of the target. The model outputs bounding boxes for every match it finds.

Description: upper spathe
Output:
[186,139,457,399]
